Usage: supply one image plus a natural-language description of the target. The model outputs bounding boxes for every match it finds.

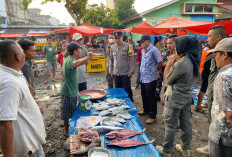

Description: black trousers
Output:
[79,82,87,92]
[141,80,157,119]
[114,75,134,102]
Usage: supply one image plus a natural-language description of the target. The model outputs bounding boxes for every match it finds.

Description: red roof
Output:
[183,20,232,35]
[122,22,168,35]
[70,25,116,37]
[26,33,49,37]
[0,34,25,38]
[53,28,70,34]
[153,16,211,29]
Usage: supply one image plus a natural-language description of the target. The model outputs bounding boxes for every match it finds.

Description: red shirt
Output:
[136,47,143,63]
[58,53,64,68]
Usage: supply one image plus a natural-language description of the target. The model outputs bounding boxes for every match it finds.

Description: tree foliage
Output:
[22,0,88,24]
[83,4,120,28]
[115,0,137,21]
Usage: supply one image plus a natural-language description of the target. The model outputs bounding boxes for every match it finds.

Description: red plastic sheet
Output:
[122,22,168,35]
[0,34,25,38]
[183,20,232,35]
[70,24,116,37]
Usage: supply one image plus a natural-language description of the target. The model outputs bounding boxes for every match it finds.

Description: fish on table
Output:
[117,112,133,119]
[106,139,155,148]
[105,129,146,139]
[91,126,124,133]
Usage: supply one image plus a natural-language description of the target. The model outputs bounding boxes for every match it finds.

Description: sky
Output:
[28,0,172,24]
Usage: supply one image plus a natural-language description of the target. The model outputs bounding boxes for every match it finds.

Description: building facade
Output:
[122,0,219,43]
[106,0,116,9]
[0,0,8,27]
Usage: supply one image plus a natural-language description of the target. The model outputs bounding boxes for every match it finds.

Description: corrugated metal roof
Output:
[218,3,232,12]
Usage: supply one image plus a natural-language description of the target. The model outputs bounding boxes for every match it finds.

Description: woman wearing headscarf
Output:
[156,36,202,157]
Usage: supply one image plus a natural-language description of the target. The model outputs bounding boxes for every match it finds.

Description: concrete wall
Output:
[0,0,8,27]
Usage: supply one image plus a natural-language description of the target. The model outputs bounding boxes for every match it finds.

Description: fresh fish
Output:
[91,126,124,133]
[99,110,111,117]
[102,121,122,126]
[117,112,132,119]
[106,139,155,148]
[105,98,126,105]
[100,117,123,126]
[108,105,130,112]
[94,104,110,111]
[109,116,126,123]
[105,129,146,139]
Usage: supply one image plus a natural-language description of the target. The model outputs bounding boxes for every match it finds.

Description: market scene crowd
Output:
[0,22,232,157]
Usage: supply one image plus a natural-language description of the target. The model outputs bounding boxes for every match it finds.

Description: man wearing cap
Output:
[137,35,163,124]
[109,31,135,102]
[61,42,92,136]
[72,33,89,92]
[207,38,232,157]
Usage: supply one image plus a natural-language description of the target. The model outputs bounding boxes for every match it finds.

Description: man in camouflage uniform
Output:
[109,31,135,102]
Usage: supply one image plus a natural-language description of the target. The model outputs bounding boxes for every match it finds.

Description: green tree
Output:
[115,0,137,21]
[83,4,120,28]
[22,0,88,24]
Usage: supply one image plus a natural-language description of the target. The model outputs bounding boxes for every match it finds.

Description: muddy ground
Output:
[33,65,209,157]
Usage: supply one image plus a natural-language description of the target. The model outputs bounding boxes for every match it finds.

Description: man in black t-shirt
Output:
[18,39,36,97]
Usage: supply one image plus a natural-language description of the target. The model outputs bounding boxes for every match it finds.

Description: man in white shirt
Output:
[0,40,46,157]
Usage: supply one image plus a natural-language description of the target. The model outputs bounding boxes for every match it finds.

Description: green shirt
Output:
[43,45,57,63]
[61,57,78,97]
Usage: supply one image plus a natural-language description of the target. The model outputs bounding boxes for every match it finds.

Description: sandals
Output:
[195,106,206,114]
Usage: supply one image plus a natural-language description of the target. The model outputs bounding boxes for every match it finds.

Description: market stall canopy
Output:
[0,34,25,38]
[122,22,168,35]
[70,25,117,37]
[183,20,232,35]
[53,28,70,34]
[153,16,211,29]
[26,33,50,36]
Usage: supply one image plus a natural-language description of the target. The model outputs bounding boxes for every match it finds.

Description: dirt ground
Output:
[33,65,209,157]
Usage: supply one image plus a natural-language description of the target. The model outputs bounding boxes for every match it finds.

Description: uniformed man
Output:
[109,31,135,102]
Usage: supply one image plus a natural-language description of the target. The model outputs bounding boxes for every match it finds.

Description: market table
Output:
[69,88,162,157]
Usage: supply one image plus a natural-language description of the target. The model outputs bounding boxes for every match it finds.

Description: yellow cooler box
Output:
[87,56,106,73]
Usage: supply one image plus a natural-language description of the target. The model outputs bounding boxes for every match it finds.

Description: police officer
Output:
[109,31,135,102]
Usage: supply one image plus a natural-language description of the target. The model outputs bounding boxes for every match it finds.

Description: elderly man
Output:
[137,35,163,124]
[196,25,227,155]
[109,31,135,102]
[207,38,232,157]
[0,40,46,157]
[72,33,89,92]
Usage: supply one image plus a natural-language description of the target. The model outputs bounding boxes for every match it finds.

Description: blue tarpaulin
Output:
[69,88,162,157]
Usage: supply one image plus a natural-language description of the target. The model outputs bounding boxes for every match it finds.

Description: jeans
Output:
[114,75,134,102]
[209,139,232,157]
[141,80,157,119]
[136,63,141,87]
[162,104,192,153]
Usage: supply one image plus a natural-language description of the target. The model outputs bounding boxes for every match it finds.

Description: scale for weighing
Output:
[80,95,92,111]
